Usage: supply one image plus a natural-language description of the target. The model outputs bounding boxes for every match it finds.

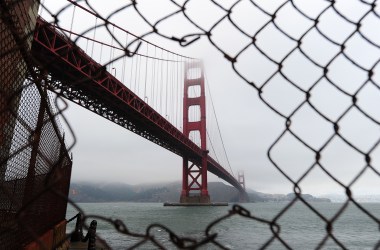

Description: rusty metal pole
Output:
[22,86,47,207]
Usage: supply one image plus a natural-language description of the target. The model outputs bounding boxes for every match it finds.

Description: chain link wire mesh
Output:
[1,0,380,249]
[1,0,73,248]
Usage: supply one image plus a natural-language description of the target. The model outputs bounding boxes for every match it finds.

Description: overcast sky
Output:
[41,0,380,197]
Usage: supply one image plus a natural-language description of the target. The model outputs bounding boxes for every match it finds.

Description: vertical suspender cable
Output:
[174,55,179,128]
[99,43,103,64]
[91,18,97,58]
[166,51,169,118]
[129,51,134,90]
[144,43,149,102]
[205,74,235,177]
[171,54,174,124]
[134,54,139,93]
[160,49,163,114]
[169,54,173,123]
[69,6,76,39]
[173,55,176,124]
[152,47,156,110]
[85,39,89,54]
[39,0,45,15]
[121,33,128,84]
[109,26,115,71]
[137,52,141,95]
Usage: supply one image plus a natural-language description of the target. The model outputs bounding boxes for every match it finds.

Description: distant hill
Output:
[69,181,241,203]
[68,181,330,203]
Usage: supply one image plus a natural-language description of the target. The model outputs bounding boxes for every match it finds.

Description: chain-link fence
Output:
[0,1,72,248]
[1,0,380,249]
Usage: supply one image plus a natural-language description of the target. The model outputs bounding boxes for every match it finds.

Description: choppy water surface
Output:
[66,202,380,249]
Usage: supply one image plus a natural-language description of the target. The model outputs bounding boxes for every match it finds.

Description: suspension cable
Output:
[51,25,187,63]
[205,74,235,177]
[207,130,220,163]
[65,0,196,60]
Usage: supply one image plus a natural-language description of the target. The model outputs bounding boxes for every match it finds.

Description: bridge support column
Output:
[181,157,189,197]
[180,61,210,204]
[238,171,249,202]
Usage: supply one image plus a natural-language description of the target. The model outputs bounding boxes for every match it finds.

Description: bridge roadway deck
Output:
[30,17,244,194]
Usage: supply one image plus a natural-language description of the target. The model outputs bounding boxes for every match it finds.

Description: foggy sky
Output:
[42,0,380,197]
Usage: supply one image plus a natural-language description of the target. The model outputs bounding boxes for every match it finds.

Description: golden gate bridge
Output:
[3,0,380,249]
[33,0,246,200]
[0,0,248,248]
[32,15,246,202]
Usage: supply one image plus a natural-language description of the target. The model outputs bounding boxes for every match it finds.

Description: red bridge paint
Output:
[31,17,245,199]
[181,62,210,203]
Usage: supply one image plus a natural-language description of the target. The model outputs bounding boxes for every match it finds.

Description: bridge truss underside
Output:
[31,18,245,194]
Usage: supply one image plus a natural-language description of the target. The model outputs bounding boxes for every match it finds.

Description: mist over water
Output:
[66,202,380,249]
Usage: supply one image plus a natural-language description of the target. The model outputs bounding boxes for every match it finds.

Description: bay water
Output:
[66,202,379,249]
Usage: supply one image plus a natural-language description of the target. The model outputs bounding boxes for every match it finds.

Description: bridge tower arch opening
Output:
[180,61,210,204]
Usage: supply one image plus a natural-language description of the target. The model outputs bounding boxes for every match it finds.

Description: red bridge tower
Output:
[238,171,249,202]
[238,171,246,190]
[180,61,210,204]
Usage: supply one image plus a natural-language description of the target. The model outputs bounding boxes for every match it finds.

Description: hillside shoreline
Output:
[69,181,331,203]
